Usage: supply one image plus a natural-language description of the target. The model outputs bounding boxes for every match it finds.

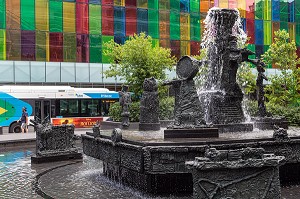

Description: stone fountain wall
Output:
[82,133,300,194]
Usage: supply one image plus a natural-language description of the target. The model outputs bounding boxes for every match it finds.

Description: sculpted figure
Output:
[119,85,131,127]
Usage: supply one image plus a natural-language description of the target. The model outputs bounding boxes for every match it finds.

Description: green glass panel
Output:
[280,22,288,31]
[190,0,200,13]
[0,0,6,29]
[0,29,5,60]
[148,9,159,39]
[190,13,200,41]
[49,0,63,32]
[247,44,256,67]
[152,38,159,47]
[170,0,180,11]
[280,0,289,22]
[295,1,300,22]
[90,34,102,63]
[159,0,169,10]
[63,33,76,62]
[89,4,101,34]
[148,0,158,10]
[21,0,35,30]
[102,35,114,63]
[170,11,180,40]
[263,0,271,20]
[263,21,271,45]
[255,0,263,19]
[296,24,300,46]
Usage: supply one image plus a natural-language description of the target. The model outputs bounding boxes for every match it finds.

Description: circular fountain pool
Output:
[0,145,298,199]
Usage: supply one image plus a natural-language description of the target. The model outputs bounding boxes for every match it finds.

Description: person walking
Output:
[18,107,28,133]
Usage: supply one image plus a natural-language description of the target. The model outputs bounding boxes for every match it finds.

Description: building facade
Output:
[0,0,298,86]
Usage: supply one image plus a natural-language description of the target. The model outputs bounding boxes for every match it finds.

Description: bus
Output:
[0,85,119,133]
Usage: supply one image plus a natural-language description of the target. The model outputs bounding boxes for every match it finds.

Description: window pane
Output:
[31,61,46,82]
[15,61,30,82]
[0,61,13,82]
[21,0,35,30]
[61,62,75,82]
[46,62,60,82]
[76,63,89,82]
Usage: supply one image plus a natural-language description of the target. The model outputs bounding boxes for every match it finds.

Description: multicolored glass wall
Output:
[0,0,299,66]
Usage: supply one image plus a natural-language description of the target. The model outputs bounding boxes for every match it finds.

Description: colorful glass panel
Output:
[50,0,63,32]
[21,0,35,30]
[63,2,76,33]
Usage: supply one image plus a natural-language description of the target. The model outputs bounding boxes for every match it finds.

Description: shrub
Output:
[159,97,175,120]
[266,103,300,126]
[108,101,140,122]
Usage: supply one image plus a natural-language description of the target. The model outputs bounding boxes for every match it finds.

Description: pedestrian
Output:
[18,107,28,133]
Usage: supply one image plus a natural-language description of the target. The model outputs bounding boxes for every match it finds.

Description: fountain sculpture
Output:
[119,85,131,127]
[139,77,160,131]
[31,119,82,164]
[82,7,300,197]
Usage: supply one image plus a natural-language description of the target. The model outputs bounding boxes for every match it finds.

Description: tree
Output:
[261,29,300,106]
[104,33,176,99]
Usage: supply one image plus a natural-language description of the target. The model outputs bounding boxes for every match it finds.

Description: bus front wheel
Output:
[9,122,22,133]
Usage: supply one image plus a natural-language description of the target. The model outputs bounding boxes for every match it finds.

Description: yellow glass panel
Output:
[219,0,228,8]
[288,23,295,42]
[63,2,75,33]
[114,0,125,6]
[264,0,271,20]
[264,21,272,45]
[180,13,190,41]
[238,0,246,18]
[36,0,49,31]
[180,41,190,56]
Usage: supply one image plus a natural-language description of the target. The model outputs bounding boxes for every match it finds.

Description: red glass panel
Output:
[246,0,255,19]
[126,0,136,7]
[272,22,280,43]
[102,0,114,5]
[21,31,35,61]
[77,34,89,63]
[49,32,63,62]
[126,8,137,36]
[170,40,180,60]
[246,19,255,44]
[190,41,200,56]
[76,0,88,3]
[76,3,89,34]
[159,39,170,49]
[102,5,114,35]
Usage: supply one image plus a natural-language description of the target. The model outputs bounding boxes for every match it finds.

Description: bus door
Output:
[35,100,51,123]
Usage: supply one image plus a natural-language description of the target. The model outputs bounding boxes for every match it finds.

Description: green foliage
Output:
[262,29,299,72]
[243,99,258,117]
[108,101,140,122]
[193,48,209,89]
[261,29,300,107]
[159,97,175,120]
[237,62,256,95]
[266,103,300,126]
[104,32,176,100]
[108,102,122,122]
[129,101,140,122]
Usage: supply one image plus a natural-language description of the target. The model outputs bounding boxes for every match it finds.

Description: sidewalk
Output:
[0,126,92,145]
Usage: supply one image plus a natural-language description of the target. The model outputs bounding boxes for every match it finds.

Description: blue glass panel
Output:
[255,20,263,45]
[288,1,295,22]
[114,36,125,44]
[137,8,148,34]
[241,18,246,32]
[114,6,125,37]
[180,0,190,12]
[272,0,280,21]
[255,45,264,58]
[89,0,101,4]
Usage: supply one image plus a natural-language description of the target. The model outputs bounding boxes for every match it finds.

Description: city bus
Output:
[0,85,119,133]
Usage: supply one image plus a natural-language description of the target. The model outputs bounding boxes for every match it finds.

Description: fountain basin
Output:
[82,130,300,195]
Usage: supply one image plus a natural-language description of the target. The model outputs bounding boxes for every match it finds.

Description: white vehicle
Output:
[0,85,119,133]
